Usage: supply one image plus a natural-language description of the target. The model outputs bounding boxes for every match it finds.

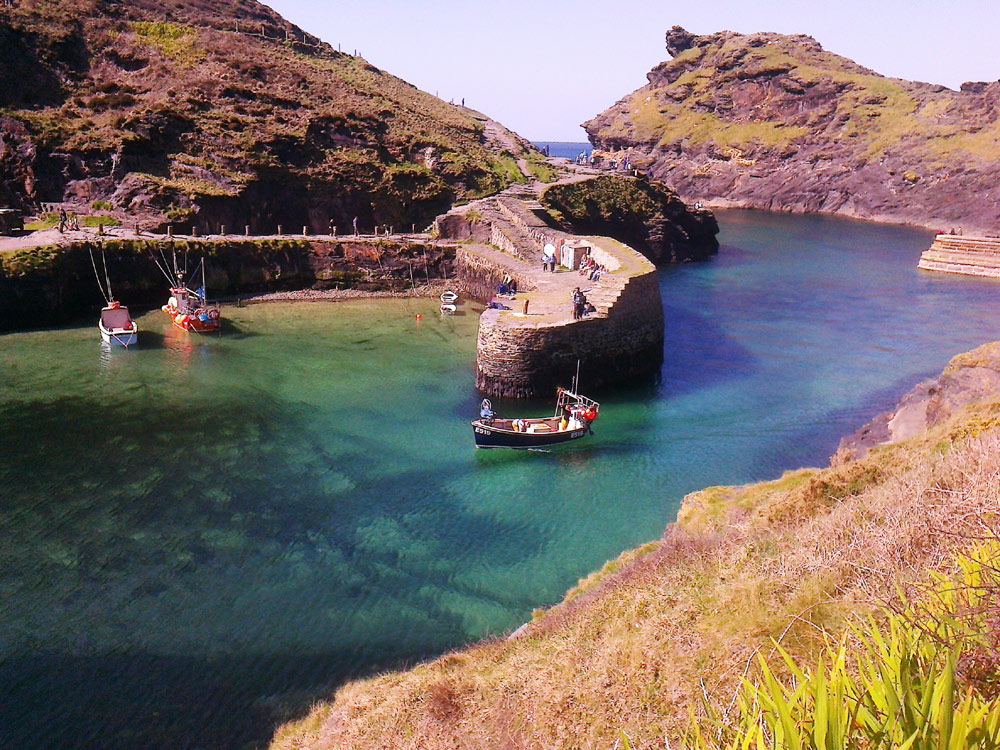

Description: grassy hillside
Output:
[270,344,1000,749]
[584,27,1000,232]
[0,0,535,230]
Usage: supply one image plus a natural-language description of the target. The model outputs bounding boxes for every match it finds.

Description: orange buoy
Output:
[416,314,422,320]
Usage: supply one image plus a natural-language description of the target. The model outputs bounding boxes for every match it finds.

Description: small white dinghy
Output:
[440,290,458,303]
[99,301,138,347]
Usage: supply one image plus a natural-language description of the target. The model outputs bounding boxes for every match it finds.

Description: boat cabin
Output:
[100,305,132,330]
[169,286,200,314]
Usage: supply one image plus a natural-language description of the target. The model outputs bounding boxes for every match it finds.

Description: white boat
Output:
[440,290,458,303]
[99,301,138,347]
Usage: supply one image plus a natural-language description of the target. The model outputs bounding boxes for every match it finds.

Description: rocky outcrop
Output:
[585,26,1000,233]
[540,174,719,264]
[0,0,536,232]
[0,117,38,211]
[836,341,1000,461]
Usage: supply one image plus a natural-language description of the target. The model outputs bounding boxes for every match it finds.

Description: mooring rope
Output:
[88,246,111,304]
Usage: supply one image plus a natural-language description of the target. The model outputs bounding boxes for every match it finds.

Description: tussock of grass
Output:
[684,542,1000,750]
[270,387,1000,750]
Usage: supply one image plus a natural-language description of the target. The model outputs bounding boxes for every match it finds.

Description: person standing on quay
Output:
[572,287,584,320]
[353,216,358,236]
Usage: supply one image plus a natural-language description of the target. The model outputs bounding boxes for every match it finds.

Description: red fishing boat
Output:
[157,255,221,332]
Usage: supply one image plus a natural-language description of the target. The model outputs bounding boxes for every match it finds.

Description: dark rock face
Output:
[836,341,1000,462]
[665,25,696,57]
[585,27,1000,233]
[0,0,532,230]
[0,117,38,210]
[539,175,719,264]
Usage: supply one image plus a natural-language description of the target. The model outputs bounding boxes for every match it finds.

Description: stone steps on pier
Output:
[919,234,1000,279]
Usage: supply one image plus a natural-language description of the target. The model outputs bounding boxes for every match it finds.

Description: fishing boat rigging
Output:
[89,244,138,348]
[150,248,222,333]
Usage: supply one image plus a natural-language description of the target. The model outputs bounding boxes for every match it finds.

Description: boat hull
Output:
[471,420,589,448]
[100,326,138,346]
[162,305,221,332]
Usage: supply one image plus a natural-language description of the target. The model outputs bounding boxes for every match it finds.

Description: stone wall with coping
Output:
[581,238,623,272]
[455,246,535,302]
[471,265,663,398]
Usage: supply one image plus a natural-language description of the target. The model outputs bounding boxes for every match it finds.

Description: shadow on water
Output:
[751,369,942,476]
[0,390,545,750]
[659,302,757,398]
[0,648,436,750]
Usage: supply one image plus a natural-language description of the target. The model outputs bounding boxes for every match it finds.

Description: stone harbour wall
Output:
[474,269,663,398]
[918,234,1000,279]
[455,246,535,303]
[0,236,450,329]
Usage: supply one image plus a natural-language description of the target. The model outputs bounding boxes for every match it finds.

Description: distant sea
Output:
[532,141,591,159]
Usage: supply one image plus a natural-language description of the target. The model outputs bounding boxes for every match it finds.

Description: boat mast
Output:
[201,256,207,305]
[573,359,581,394]
[101,242,113,302]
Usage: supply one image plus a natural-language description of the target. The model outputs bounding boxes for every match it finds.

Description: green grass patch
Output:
[24,213,59,230]
[130,21,204,63]
[491,151,526,185]
[524,152,558,182]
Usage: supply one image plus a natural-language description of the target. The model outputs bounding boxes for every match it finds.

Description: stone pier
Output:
[441,181,665,398]
[918,234,1000,279]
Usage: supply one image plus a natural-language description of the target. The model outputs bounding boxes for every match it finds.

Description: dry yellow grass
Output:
[271,400,1000,750]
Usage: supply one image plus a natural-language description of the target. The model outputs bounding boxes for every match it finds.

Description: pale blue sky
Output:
[267,0,1000,141]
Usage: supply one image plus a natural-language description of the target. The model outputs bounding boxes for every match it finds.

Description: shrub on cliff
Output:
[681,542,1000,750]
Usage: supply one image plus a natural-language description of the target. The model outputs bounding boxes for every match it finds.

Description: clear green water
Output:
[3,210,1000,748]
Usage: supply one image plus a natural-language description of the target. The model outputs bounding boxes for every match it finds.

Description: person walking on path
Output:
[353,216,359,236]
[58,208,67,233]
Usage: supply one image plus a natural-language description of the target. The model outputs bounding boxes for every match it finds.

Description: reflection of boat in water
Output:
[99,301,138,347]
[471,387,599,448]
[440,290,458,303]
[440,302,457,314]
[152,251,221,333]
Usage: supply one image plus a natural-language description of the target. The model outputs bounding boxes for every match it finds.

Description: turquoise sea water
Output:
[3,210,1000,749]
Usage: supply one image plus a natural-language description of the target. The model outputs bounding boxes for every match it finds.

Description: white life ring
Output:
[208,309,220,321]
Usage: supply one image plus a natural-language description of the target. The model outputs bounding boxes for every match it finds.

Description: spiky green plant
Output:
[683,543,1000,750]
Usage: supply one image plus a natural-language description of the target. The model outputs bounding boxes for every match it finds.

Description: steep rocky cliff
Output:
[540,174,719,263]
[0,0,535,231]
[585,27,1000,233]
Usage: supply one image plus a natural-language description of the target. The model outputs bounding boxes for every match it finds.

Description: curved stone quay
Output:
[439,180,665,399]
